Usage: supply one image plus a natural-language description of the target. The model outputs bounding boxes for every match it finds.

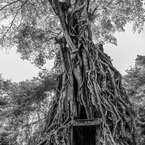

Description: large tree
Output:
[0,0,145,145]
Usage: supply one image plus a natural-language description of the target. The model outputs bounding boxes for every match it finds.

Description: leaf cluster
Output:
[0,70,58,145]
[123,55,145,145]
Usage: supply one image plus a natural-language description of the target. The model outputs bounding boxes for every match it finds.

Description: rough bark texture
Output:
[37,0,136,145]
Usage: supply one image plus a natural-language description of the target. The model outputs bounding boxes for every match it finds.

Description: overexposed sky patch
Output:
[104,23,145,75]
[0,48,39,82]
[0,48,54,82]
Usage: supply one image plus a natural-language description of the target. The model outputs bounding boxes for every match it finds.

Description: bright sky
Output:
[104,23,145,75]
[0,23,145,82]
[0,48,54,82]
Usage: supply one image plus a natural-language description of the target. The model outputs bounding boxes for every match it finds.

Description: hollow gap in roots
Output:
[73,126,97,145]
[79,105,87,119]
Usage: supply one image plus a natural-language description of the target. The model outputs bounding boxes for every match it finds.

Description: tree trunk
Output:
[37,1,136,145]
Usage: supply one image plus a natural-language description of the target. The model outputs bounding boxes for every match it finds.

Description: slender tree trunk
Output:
[38,0,136,145]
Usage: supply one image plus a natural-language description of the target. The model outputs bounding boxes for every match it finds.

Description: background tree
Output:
[0,71,57,145]
[0,0,145,145]
[123,55,145,106]
[123,55,145,145]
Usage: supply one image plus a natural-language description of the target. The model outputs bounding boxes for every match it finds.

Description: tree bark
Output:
[37,0,136,145]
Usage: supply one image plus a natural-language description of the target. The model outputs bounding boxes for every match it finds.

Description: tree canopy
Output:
[123,55,145,107]
[0,0,144,67]
[123,55,145,145]
[0,70,58,145]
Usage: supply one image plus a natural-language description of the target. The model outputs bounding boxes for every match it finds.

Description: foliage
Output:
[0,71,58,145]
[123,55,145,145]
[0,0,144,67]
[123,55,145,107]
